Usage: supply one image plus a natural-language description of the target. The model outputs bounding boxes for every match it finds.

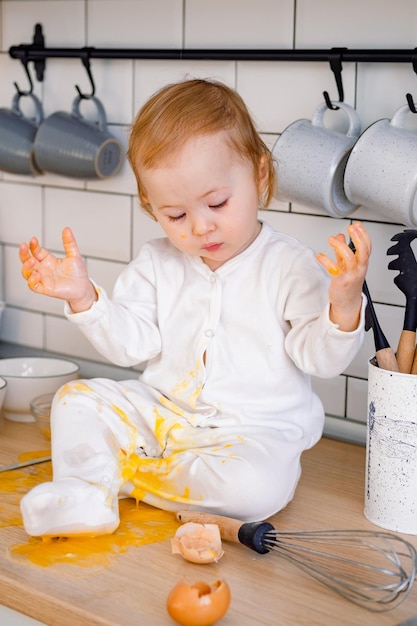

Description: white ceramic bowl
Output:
[0,377,7,414]
[0,357,79,422]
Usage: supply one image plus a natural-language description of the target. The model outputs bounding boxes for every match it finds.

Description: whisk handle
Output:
[238,522,275,554]
[176,510,274,554]
[176,510,243,542]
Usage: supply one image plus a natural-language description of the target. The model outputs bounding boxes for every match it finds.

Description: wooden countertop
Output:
[0,416,416,626]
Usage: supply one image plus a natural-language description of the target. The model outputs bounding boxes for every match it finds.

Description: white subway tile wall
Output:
[1,0,416,442]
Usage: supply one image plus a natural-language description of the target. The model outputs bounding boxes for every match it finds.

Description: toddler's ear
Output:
[138,191,156,221]
[257,153,270,196]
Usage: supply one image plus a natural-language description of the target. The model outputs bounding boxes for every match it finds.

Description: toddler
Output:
[19,79,371,537]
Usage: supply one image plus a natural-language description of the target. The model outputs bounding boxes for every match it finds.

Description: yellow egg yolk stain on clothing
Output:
[153,406,186,446]
[117,407,200,505]
[210,443,235,454]
[1,451,180,569]
[189,384,204,408]
[122,452,197,505]
[111,402,136,428]
[171,361,204,408]
[120,449,141,482]
[111,402,142,460]
[158,395,186,419]
[57,381,93,397]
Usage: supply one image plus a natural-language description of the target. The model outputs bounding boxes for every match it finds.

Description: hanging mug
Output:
[33,95,123,179]
[344,105,417,226]
[0,92,44,176]
[272,101,362,217]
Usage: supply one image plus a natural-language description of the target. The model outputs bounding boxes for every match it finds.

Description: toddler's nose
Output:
[191,211,215,236]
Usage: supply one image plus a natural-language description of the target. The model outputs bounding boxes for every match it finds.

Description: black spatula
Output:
[387,230,417,373]
[362,281,399,371]
[349,240,398,371]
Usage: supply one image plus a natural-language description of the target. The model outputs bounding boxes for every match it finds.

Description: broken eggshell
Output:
[171,522,225,564]
[167,578,231,626]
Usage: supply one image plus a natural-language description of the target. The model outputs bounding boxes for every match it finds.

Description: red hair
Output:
[127,78,276,217]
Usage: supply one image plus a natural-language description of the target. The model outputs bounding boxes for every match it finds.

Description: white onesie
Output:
[20,221,365,536]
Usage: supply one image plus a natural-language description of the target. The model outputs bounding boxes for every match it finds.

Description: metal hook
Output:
[323,48,347,110]
[75,49,96,99]
[405,48,417,113]
[14,55,34,96]
[32,23,46,82]
[13,24,45,96]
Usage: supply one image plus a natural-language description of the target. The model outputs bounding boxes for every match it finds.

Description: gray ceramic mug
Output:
[0,92,44,176]
[272,101,362,217]
[33,95,123,179]
[344,105,417,226]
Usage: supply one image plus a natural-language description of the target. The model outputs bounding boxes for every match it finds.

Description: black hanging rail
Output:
[8,24,417,82]
[9,44,417,69]
[7,25,417,110]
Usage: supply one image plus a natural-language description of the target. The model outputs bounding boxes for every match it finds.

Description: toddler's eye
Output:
[209,200,227,209]
[168,213,186,222]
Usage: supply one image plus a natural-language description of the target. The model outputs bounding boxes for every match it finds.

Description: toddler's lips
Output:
[202,243,222,252]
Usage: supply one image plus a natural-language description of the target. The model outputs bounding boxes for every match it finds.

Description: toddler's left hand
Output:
[315,221,371,332]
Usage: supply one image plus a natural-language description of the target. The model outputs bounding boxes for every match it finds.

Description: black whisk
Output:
[176,511,416,612]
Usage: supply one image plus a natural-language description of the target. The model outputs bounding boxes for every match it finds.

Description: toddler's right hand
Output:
[19,227,98,313]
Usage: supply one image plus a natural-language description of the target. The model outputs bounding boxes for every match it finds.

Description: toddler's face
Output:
[139,131,267,271]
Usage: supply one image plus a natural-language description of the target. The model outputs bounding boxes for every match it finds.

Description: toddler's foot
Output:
[20,477,120,537]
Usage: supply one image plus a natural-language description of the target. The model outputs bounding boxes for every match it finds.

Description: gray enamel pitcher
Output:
[0,92,44,176]
[273,101,362,217]
[33,95,123,179]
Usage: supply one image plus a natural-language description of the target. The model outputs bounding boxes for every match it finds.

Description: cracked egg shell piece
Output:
[171,522,225,564]
[167,579,231,626]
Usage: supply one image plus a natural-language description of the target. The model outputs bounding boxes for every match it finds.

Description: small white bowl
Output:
[0,357,79,422]
[30,392,54,439]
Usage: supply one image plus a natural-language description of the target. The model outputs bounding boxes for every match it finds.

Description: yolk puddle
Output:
[1,450,180,570]
[11,500,180,569]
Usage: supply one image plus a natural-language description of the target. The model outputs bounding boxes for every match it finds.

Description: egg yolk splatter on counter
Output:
[1,450,180,570]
